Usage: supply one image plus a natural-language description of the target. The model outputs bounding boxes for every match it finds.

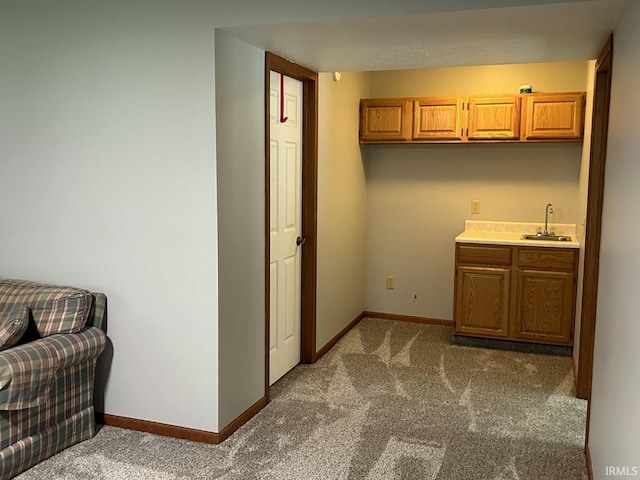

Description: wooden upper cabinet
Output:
[413,97,464,141]
[359,91,585,144]
[522,93,585,140]
[467,96,521,140]
[360,98,413,142]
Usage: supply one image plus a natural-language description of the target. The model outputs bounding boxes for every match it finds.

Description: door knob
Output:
[296,236,306,246]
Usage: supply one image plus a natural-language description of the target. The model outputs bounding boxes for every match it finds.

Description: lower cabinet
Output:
[456,266,510,338]
[514,269,574,344]
[454,243,577,346]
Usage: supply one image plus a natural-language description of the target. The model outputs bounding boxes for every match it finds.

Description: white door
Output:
[269,71,303,385]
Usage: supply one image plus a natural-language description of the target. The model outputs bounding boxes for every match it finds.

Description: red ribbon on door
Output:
[280,73,288,123]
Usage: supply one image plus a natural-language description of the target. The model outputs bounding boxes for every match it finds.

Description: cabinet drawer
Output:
[517,248,576,270]
[457,244,512,266]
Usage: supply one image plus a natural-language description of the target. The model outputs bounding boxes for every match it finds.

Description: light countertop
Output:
[455,220,580,249]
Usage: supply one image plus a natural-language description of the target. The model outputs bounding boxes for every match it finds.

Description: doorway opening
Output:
[264,52,318,400]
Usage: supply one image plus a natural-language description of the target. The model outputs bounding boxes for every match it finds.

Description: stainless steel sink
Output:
[526,203,573,241]
[521,234,572,242]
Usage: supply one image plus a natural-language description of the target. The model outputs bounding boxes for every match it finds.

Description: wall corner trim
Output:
[572,354,580,394]
[363,311,454,327]
[98,396,267,445]
[218,396,268,442]
[314,311,453,362]
[315,312,366,361]
[585,443,594,480]
[98,413,220,444]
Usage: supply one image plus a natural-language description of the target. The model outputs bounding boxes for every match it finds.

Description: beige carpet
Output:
[15,318,588,479]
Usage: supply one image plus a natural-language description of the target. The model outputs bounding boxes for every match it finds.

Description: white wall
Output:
[369,61,591,97]
[0,0,379,431]
[0,0,619,438]
[0,2,219,430]
[364,63,587,320]
[589,1,640,476]
[1,0,456,435]
[214,32,265,429]
[215,50,370,422]
[365,144,582,319]
[316,72,369,350]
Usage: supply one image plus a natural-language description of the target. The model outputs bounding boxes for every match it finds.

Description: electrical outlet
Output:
[386,276,395,289]
[471,199,480,214]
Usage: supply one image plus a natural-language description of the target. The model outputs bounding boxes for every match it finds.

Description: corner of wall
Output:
[214,30,266,430]
[316,71,370,351]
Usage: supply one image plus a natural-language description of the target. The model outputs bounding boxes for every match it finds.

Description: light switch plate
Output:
[471,199,480,214]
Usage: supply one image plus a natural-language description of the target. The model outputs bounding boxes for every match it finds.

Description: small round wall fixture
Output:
[332,72,342,82]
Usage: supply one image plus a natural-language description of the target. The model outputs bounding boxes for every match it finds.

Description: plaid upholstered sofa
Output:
[0,279,107,479]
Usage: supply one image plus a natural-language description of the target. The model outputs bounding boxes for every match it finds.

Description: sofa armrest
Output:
[86,293,107,331]
[0,327,106,410]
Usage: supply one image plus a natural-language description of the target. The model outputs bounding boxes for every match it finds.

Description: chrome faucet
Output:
[543,203,553,236]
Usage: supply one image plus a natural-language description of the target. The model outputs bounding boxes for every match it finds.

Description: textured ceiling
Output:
[222,0,624,72]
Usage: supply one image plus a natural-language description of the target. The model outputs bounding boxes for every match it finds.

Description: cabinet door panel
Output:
[515,270,574,344]
[413,97,464,140]
[468,96,521,140]
[523,93,584,140]
[360,99,412,142]
[455,266,510,337]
